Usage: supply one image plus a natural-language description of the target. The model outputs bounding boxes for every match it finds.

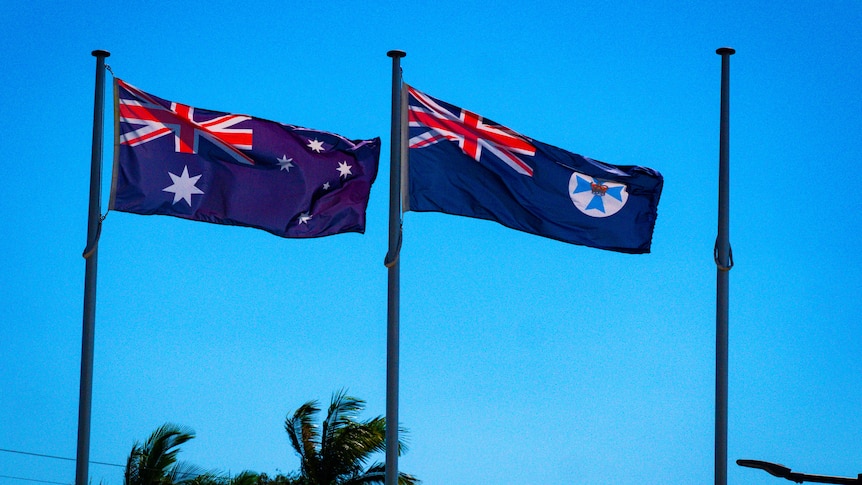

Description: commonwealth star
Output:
[162,166,204,206]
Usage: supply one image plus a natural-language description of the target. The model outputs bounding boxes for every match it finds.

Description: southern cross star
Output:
[298,212,312,224]
[336,161,353,178]
[163,165,204,206]
[307,138,325,153]
[277,155,294,171]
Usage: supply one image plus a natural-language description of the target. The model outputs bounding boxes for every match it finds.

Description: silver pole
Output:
[715,46,735,485]
[76,49,109,485]
[384,49,406,485]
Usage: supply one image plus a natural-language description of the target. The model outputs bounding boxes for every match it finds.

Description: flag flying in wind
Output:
[110,78,380,238]
[406,85,663,253]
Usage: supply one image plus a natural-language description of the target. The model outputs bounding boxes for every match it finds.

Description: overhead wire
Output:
[0,474,71,485]
[0,447,117,485]
[0,446,228,481]
[0,447,123,468]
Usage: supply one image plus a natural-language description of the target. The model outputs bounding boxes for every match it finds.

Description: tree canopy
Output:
[123,392,418,485]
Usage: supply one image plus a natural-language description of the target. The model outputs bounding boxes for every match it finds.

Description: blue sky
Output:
[2,1,861,484]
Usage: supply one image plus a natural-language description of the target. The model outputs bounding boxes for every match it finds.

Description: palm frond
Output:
[318,391,380,481]
[144,424,196,479]
[226,471,259,485]
[285,400,322,480]
[322,390,364,446]
[124,424,196,485]
[283,393,419,485]
[124,444,140,485]
[341,463,420,485]
[167,460,213,485]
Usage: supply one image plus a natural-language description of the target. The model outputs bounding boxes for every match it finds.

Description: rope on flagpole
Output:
[384,227,401,268]
[82,60,117,260]
[82,212,108,260]
[714,240,734,271]
[82,56,113,260]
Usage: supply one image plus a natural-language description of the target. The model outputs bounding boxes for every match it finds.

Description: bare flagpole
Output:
[384,49,406,485]
[714,46,735,485]
[76,49,110,485]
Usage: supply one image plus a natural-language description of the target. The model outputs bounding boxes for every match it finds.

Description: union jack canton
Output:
[117,79,254,166]
[407,84,536,176]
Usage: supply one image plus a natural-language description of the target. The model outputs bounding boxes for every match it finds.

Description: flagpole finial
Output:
[91,49,110,58]
[387,50,406,58]
[716,47,735,55]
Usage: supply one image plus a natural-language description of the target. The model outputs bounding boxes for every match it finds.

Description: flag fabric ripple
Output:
[406,85,663,253]
[110,78,380,238]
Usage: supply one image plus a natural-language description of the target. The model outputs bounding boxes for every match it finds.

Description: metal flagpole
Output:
[714,46,735,485]
[384,49,406,485]
[76,49,109,485]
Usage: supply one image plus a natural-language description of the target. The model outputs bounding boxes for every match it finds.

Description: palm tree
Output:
[124,423,215,485]
[187,471,262,485]
[284,390,418,485]
[255,472,301,485]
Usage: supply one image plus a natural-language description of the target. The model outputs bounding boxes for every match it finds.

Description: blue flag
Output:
[406,85,663,253]
[110,79,380,238]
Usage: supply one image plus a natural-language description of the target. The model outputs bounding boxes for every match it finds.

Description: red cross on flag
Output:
[117,79,254,165]
[407,84,536,176]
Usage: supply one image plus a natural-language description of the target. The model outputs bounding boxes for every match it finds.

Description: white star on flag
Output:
[336,161,353,178]
[163,165,204,206]
[298,212,312,224]
[277,155,294,171]
[322,182,331,190]
[307,139,325,153]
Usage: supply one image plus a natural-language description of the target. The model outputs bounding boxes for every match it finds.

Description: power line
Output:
[0,474,71,485]
[0,448,119,485]
[0,448,123,468]
[0,446,237,481]
[0,447,218,480]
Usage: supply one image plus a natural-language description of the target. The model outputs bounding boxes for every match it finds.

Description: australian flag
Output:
[109,78,380,238]
[406,85,663,253]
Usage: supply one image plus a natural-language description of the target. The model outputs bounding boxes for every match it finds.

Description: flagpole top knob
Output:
[387,50,406,58]
[716,47,735,55]
[91,49,111,58]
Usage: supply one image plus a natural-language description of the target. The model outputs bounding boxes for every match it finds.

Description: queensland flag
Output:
[406,85,663,253]
[109,79,380,238]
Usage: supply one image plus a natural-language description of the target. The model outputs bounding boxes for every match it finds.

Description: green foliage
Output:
[124,423,201,485]
[255,472,301,485]
[123,423,256,485]
[283,390,418,485]
[124,391,418,485]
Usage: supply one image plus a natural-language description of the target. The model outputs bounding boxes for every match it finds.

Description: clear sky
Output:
[2,1,860,484]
